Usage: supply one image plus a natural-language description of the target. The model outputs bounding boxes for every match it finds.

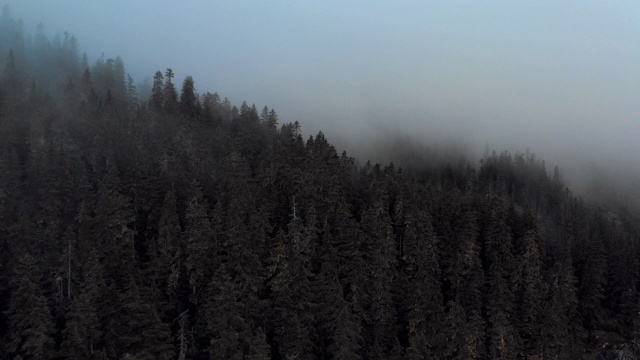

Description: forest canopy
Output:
[0,8,639,360]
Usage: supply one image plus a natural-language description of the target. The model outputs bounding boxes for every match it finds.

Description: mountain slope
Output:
[0,11,639,360]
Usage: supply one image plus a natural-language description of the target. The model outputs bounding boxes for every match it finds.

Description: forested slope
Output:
[0,10,639,359]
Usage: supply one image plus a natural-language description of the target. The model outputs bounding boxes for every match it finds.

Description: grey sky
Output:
[7,1,640,182]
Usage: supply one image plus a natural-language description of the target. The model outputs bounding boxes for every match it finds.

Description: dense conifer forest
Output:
[0,9,639,359]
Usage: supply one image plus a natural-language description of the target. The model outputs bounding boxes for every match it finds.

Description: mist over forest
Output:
[8,0,640,214]
[6,1,639,215]
[1,2,640,360]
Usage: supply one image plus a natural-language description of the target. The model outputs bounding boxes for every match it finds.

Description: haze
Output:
[7,1,640,209]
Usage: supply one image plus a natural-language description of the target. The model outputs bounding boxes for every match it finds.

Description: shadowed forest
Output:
[1,8,639,360]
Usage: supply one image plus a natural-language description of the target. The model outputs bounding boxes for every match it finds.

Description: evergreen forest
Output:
[0,9,639,360]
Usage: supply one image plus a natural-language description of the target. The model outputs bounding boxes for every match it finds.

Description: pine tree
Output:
[206,265,271,360]
[577,212,607,334]
[163,68,178,113]
[482,198,520,359]
[206,207,270,360]
[184,180,214,303]
[0,148,21,226]
[401,207,445,359]
[149,70,164,111]
[201,91,221,124]
[0,187,6,284]
[61,249,104,359]
[314,224,362,359]
[328,200,365,338]
[79,67,98,117]
[92,161,136,285]
[542,255,584,359]
[516,229,546,357]
[58,226,77,302]
[3,49,22,101]
[151,189,183,300]
[5,253,56,359]
[180,75,198,118]
[126,74,138,113]
[112,56,127,110]
[446,209,486,359]
[115,274,174,359]
[358,201,398,360]
[269,216,317,359]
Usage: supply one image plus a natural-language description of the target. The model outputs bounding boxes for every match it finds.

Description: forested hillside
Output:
[1,9,639,359]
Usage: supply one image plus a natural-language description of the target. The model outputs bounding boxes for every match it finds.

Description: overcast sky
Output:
[7,1,640,178]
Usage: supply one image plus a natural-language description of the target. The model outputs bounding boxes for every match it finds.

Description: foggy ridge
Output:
[5,2,638,215]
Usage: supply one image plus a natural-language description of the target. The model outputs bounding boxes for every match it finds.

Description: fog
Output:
[7,1,640,210]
